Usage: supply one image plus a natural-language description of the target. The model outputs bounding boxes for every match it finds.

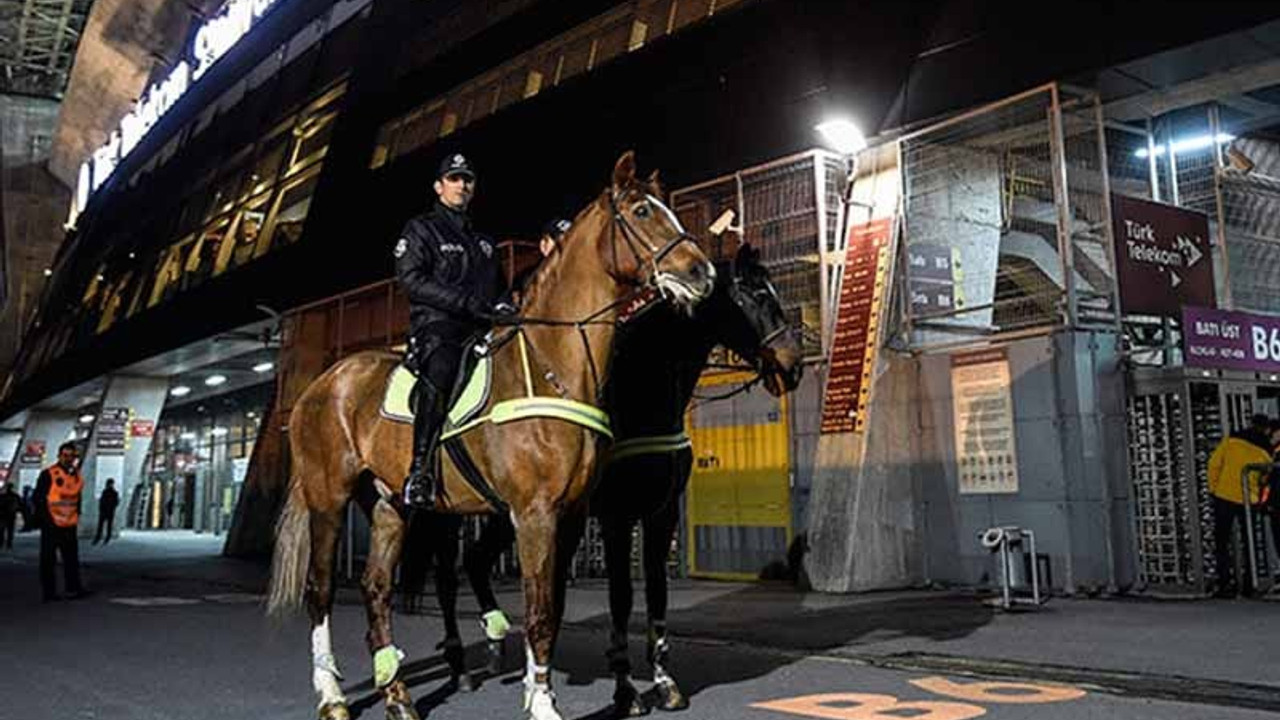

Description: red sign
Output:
[821,218,894,434]
[1112,194,1215,316]
[19,440,45,465]
[130,419,155,437]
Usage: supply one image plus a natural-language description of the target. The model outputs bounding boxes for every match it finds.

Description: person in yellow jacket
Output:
[34,442,88,602]
[1206,414,1272,597]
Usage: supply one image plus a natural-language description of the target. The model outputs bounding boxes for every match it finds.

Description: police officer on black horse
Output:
[395,153,513,508]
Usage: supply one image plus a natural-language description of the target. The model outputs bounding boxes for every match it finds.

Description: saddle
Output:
[379,335,614,512]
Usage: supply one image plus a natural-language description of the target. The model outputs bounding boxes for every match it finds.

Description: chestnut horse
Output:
[431,244,804,716]
[267,153,714,720]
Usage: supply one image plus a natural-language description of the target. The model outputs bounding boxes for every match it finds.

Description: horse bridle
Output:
[502,189,708,404]
[606,190,702,293]
[690,265,800,405]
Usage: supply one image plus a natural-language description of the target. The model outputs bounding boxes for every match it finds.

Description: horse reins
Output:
[492,190,702,402]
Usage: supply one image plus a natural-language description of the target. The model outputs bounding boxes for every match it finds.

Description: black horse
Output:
[421,243,804,715]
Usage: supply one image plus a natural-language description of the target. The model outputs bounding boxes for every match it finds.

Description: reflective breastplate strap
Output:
[607,432,692,465]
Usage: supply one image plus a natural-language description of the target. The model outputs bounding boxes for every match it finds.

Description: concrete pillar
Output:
[0,428,21,485]
[80,376,168,539]
[13,411,78,496]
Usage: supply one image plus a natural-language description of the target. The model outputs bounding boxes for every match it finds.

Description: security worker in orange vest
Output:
[34,442,87,602]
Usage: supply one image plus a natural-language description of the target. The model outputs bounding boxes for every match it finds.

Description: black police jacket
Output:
[395,202,503,341]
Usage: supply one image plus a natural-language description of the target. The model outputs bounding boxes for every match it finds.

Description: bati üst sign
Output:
[76,0,286,213]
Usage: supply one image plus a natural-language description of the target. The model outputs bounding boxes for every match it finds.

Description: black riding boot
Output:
[405,382,446,509]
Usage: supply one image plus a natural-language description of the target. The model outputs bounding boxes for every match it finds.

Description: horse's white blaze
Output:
[311,615,346,706]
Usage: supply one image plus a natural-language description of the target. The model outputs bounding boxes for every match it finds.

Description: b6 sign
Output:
[1183,306,1280,372]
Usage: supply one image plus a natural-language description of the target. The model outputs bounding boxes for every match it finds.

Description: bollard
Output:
[1240,463,1277,595]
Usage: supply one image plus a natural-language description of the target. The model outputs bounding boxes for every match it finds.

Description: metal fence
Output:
[672,150,844,357]
[898,84,1119,350]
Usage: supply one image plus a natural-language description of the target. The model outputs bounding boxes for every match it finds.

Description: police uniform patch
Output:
[480,240,493,258]
[394,238,408,258]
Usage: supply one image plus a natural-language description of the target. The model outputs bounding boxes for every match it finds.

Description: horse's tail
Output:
[267,480,311,616]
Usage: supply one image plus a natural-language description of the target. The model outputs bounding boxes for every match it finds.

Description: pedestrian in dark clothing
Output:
[34,442,87,601]
[93,478,119,545]
[19,486,34,531]
[0,483,19,548]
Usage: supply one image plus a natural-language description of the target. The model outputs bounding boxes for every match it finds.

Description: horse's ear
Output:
[613,151,637,191]
[647,169,662,195]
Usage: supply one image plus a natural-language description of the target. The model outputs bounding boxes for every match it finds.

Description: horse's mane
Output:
[519,175,663,315]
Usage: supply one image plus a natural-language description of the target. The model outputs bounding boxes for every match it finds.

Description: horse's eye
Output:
[633,203,651,219]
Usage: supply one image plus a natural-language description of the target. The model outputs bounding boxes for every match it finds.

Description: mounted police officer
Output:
[395,153,511,509]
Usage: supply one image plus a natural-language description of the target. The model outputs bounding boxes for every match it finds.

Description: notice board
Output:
[951,348,1019,494]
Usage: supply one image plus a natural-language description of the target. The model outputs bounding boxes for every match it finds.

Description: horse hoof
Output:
[318,702,351,720]
[526,687,564,720]
[613,683,649,718]
[385,701,419,720]
[655,683,689,712]
[613,696,649,717]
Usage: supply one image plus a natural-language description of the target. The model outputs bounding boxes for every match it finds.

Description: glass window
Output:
[217,191,272,275]
[149,240,189,308]
[183,218,229,291]
[247,136,288,196]
[261,169,320,254]
[289,111,336,172]
[95,270,136,334]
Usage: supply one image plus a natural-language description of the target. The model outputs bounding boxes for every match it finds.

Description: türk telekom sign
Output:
[1183,306,1280,373]
[1112,194,1215,316]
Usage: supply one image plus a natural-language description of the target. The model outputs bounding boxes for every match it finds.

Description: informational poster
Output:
[820,218,894,434]
[96,407,130,454]
[951,349,1019,494]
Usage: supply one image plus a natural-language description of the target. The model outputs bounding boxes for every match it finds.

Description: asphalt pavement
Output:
[2,530,1278,720]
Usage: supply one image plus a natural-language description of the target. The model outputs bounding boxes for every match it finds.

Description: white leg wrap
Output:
[311,616,346,706]
[523,641,559,717]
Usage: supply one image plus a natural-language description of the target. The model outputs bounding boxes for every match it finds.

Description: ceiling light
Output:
[815,118,868,156]
[44,268,53,277]
[170,385,192,397]
[78,414,95,424]
[253,361,274,373]
[245,411,257,419]
[211,427,229,437]
[1135,133,1235,159]
[205,374,227,387]
[180,432,196,441]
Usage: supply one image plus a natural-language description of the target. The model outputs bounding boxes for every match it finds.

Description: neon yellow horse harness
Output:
[382,333,612,440]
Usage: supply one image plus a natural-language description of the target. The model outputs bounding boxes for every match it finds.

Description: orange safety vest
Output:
[47,465,83,528]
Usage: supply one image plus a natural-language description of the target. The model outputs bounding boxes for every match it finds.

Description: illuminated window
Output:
[149,243,188,308]
[216,192,272,275]
[95,270,136,335]
[183,218,229,291]
[262,168,321,253]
